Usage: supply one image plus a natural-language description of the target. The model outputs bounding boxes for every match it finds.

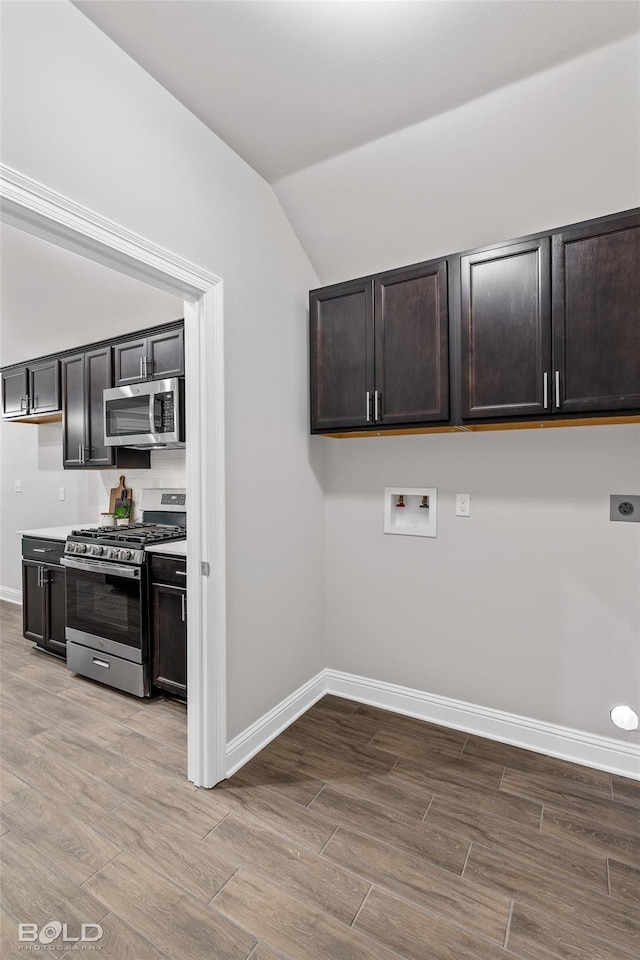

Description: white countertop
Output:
[145,540,187,557]
[18,524,100,540]
[18,525,186,556]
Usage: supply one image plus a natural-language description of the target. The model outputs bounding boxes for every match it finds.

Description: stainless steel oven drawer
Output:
[67,641,149,698]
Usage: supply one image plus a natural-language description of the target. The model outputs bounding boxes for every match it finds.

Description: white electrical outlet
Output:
[59,487,65,501]
[14,480,22,494]
[456,493,471,517]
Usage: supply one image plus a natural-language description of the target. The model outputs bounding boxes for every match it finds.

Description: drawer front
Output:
[66,641,149,697]
[22,537,64,564]
[150,554,187,586]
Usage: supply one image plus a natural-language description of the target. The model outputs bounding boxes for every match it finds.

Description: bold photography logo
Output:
[18,921,103,948]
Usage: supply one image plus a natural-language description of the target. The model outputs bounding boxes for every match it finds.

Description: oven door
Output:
[62,557,147,663]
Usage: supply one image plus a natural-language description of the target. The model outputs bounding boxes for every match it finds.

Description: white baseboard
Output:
[226,667,640,781]
[0,586,21,605]
[225,670,327,777]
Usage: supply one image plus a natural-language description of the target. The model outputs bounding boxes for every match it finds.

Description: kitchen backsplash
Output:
[97,448,186,521]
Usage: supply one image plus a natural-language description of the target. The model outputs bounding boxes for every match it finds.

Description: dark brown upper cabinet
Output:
[374,261,449,426]
[114,327,184,385]
[460,238,551,420]
[552,213,640,415]
[2,359,60,419]
[62,347,115,468]
[310,278,374,432]
[310,260,449,433]
[62,347,149,470]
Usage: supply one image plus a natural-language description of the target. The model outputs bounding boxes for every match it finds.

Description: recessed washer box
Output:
[384,487,437,538]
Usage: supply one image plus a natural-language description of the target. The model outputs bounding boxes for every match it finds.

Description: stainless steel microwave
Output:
[104,377,185,448]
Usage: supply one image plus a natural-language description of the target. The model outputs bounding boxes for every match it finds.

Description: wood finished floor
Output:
[1,599,639,960]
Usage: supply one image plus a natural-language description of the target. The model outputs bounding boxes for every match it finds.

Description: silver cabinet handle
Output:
[92,658,110,669]
[37,566,41,588]
[555,371,560,408]
[374,390,380,421]
[366,391,371,422]
[139,357,144,379]
[175,570,187,577]
[181,593,186,623]
[20,395,27,410]
[142,357,147,378]
[33,548,54,553]
[543,372,548,409]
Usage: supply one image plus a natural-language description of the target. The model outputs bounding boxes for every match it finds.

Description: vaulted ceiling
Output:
[73,0,640,183]
[3,1,639,364]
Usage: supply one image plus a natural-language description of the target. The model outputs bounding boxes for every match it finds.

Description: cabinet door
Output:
[2,367,28,418]
[374,261,449,425]
[113,338,148,385]
[310,279,375,431]
[61,353,86,467]
[151,583,187,698]
[552,214,640,414]
[22,561,45,644]
[29,359,60,415]
[147,327,184,379]
[43,565,67,657]
[84,347,115,467]
[460,238,551,420]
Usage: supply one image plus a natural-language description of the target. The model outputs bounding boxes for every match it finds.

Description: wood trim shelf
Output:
[4,411,63,425]
[323,416,640,438]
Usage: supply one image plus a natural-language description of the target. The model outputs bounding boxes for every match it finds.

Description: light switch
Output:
[14,480,22,493]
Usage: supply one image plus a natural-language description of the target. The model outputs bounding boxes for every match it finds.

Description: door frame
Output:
[0,163,226,787]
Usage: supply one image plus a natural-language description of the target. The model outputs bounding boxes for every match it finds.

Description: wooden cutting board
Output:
[108,476,130,515]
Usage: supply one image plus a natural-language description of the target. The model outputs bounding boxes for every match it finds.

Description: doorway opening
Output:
[0,163,226,787]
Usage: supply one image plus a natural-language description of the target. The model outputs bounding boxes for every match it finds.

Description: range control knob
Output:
[66,542,75,554]
[120,550,132,561]
[76,543,87,553]
[91,545,103,556]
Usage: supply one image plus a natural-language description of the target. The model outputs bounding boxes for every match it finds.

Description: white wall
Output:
[0,423,186,597]
[274,34,640,284]
[0,0,324,739]
[277,36,640,743]
[324,427,640,740]
[2,4,638,751]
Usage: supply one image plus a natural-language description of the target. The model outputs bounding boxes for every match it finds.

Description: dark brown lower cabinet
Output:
[22,544,66,658]
[150,555,186,700]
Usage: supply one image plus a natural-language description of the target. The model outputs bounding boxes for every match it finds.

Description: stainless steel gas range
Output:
[62,489,186,697]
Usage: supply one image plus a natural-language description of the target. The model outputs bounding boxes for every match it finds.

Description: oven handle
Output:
[61,557,141,579]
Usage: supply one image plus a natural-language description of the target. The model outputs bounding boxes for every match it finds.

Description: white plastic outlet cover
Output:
[384,487,437,538]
